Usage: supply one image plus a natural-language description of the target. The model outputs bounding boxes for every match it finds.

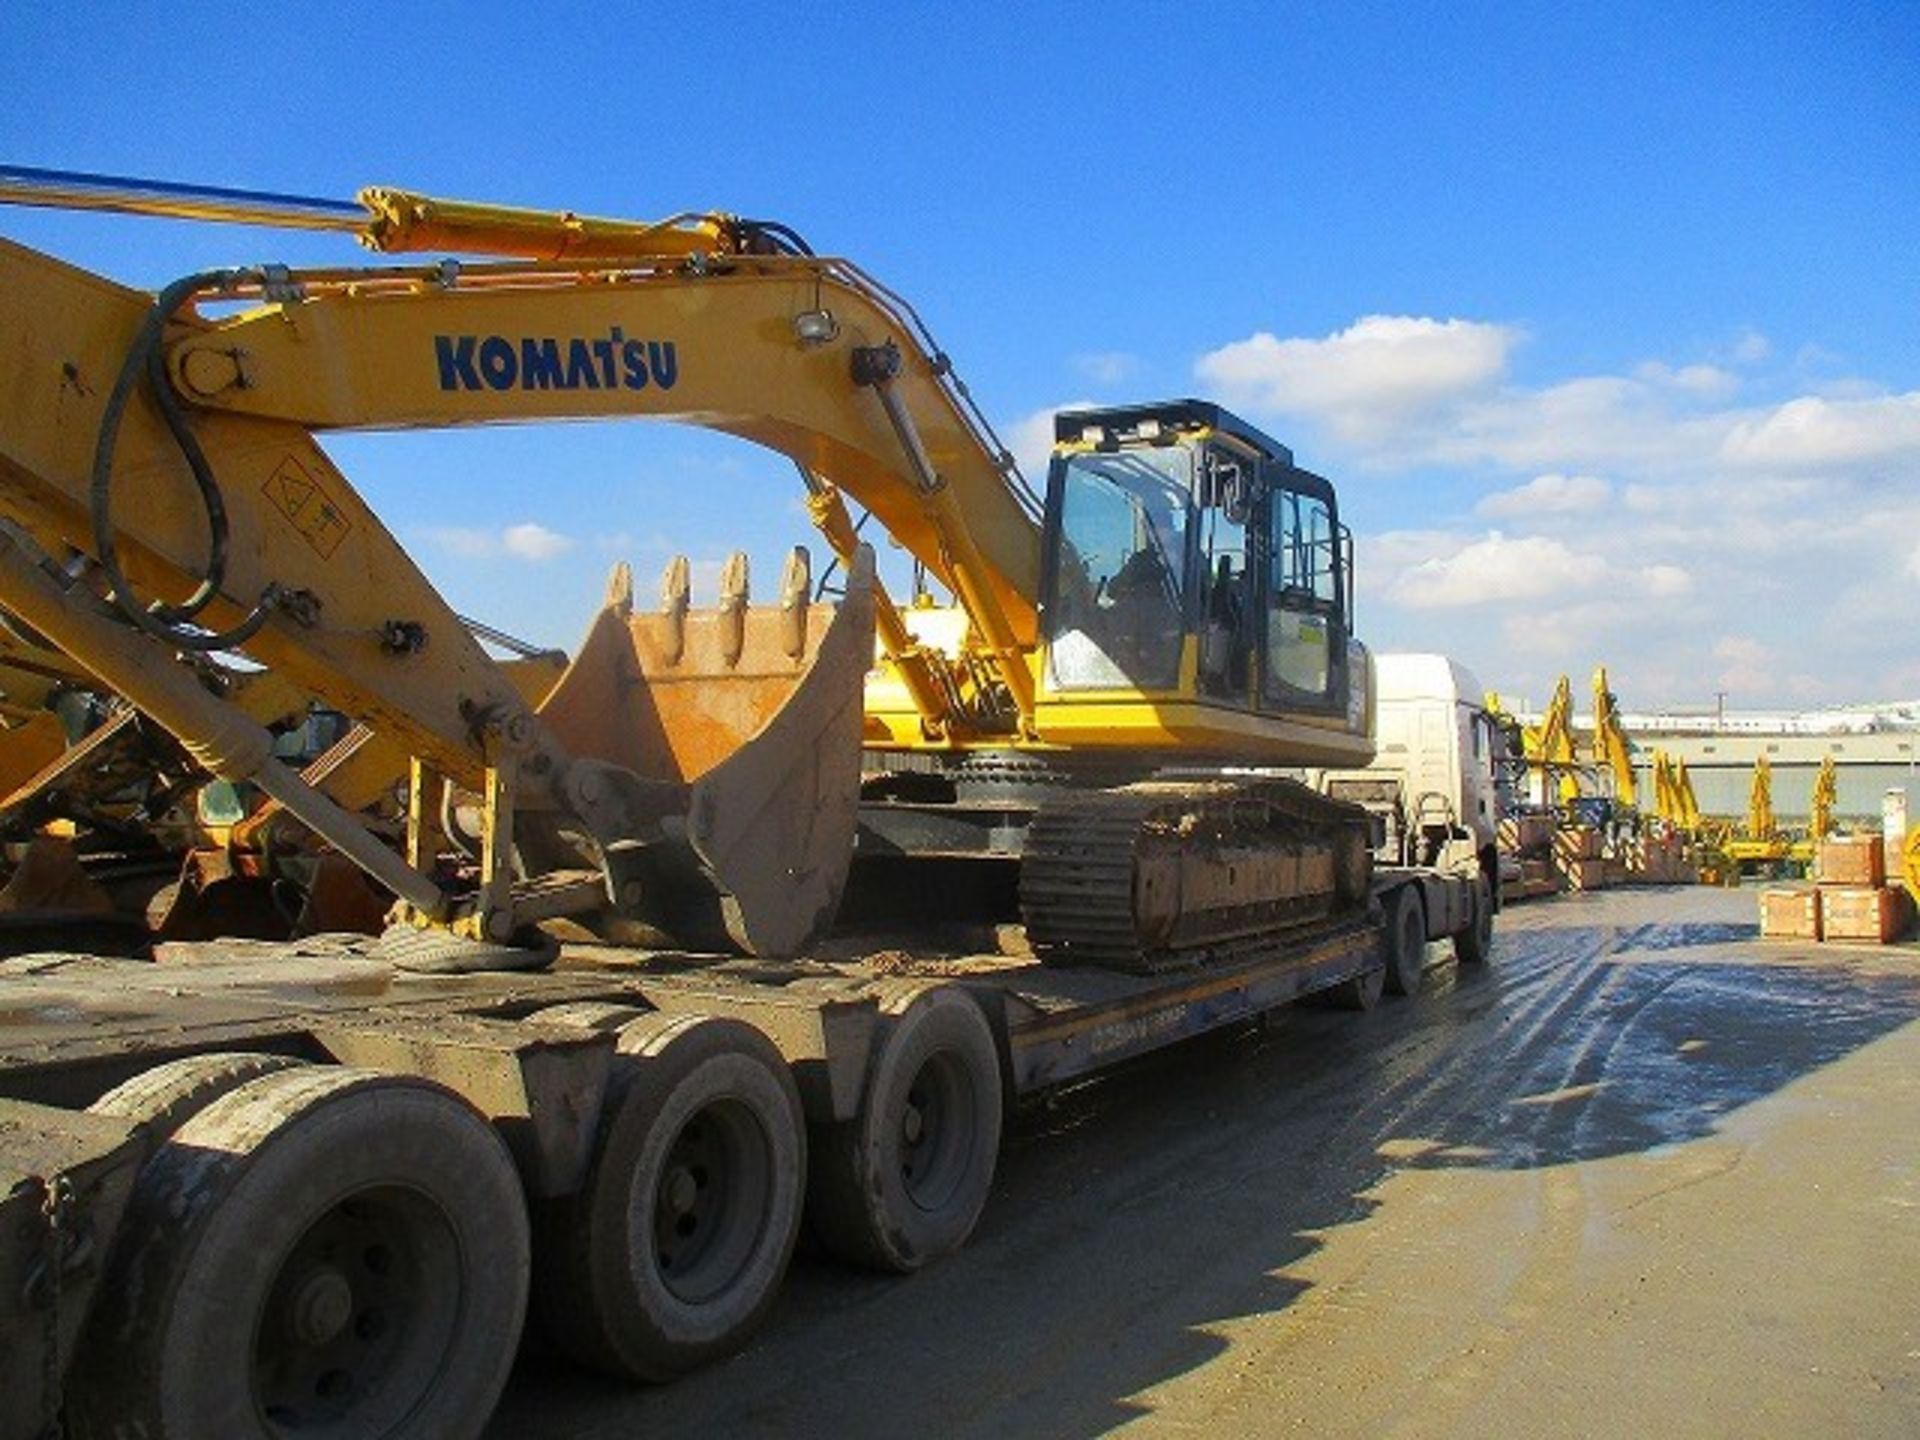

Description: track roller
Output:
[531,1012,806,1382]
[808,985,1003,1273]
[68,1067,528,1440]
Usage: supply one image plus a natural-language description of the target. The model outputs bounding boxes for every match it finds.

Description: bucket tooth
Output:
[658,555,690,663]
[532,544,876,957]
[604,560,635,619]
[717,551,749,666]
[779,546,811,658]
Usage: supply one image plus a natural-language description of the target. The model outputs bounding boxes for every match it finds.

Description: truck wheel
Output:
[1328,962,1386,1012]
[1382,887,1428,997]
[1454,874,1494,966]
[809,986,1003,1273]
[69,1067,527,1440]
[532,1013,805,1382]
[88,1050,307,1138]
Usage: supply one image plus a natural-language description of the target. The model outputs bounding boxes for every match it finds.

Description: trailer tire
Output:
[1454,874,1494,966]
[69,1067,527,1440]
[1382,887,1427,997]
[88,1050,307,1139]
[532,1013,804,1382]
[809,985,1002,1273]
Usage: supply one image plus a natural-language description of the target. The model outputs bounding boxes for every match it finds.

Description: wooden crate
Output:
[1554,826,1603,862]
[1760,886,1822,940]
[1498,815,1557,857]
[1820,886,1910,943]
[1560,857,1607,891]
[1818,834,1885,889]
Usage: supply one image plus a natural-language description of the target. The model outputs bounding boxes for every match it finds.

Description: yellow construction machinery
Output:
[1649,748,1701,831]
[1487,676,1582,808]
[1807,754,1837,846]
[1589,665,1637,808]
[1722,753,1790,867]
[0,169,1377,973]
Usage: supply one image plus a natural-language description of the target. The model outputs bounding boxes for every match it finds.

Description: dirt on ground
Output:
[487,885,1920,1438]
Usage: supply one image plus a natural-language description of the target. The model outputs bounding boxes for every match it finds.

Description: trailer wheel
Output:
[809,986,1003,1273]
[1454,874,1494,965]
[1382,888,1428,997]
[532,1014,804,1382]
[88,1050,307,1138]
[68,1067,527,1440]
[1328,962,1386,1012]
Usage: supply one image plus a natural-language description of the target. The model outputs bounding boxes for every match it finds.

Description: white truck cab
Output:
[1313,654,1503,986]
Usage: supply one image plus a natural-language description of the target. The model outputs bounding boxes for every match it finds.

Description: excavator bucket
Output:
[534,544,875,956]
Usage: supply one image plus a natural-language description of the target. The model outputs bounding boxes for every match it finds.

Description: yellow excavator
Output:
[1649,749,1701,832]
[1590,665,1636,809]
[0,167,1378,972]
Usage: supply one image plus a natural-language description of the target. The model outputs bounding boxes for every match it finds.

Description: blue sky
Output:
[3,2,1916,710]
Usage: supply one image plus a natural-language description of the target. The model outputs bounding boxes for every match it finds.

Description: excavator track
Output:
[1019,776,1372,973]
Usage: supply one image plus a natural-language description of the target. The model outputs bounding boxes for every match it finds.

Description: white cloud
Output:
[1073,351,1139,385]
[1386,532,1609,609]
[1161,310,1920,704]
[1373,529,1694,614]
[1194,312,1920,488]
[1196,316,1519,441]
[1633,361,1739,400]
[1476,472,1612,519]
[501,522,574,561]
[1640,564,1692,598]
[423,522,576,562]
[1005,399,1098,477]
[1719,391,1920,469]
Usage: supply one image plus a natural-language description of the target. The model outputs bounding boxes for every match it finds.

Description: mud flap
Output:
[535,546,876,956]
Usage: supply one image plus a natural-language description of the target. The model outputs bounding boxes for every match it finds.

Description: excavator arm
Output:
[0,177,1050,960]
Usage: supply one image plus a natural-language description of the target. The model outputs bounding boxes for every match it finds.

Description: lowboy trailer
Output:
[0,860,1485,1439]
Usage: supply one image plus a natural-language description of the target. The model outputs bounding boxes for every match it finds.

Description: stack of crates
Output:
[1760,834,1915,944]
[1554,824,1606,892]
[1498,814,1558,900]
[1816,835,1912,943]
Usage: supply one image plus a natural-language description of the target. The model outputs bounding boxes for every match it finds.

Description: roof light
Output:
[792,309,839,346]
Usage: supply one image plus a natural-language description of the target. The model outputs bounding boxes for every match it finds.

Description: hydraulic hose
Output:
[90,268,280,652]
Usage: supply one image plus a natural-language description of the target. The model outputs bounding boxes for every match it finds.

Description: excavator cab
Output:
[1035,401,1368,765]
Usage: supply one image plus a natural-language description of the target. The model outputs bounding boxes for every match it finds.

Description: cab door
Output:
[1258,474,1349,714]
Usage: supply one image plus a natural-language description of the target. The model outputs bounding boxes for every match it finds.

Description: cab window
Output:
[1044,448,1192,691]
[1264,487,1340,705]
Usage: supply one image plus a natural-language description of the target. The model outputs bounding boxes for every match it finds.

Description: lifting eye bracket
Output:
[849,341,902,389]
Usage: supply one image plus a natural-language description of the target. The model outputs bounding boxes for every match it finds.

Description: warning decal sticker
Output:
[263,455,351,560]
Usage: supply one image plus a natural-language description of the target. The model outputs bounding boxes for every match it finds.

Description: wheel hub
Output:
[664,1165,700,1217]
[288,1267,353,1346]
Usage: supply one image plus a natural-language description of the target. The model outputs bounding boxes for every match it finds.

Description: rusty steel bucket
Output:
[533,544,875,956]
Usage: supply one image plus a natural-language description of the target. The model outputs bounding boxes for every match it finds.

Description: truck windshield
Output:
[1044,447,1192,691]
